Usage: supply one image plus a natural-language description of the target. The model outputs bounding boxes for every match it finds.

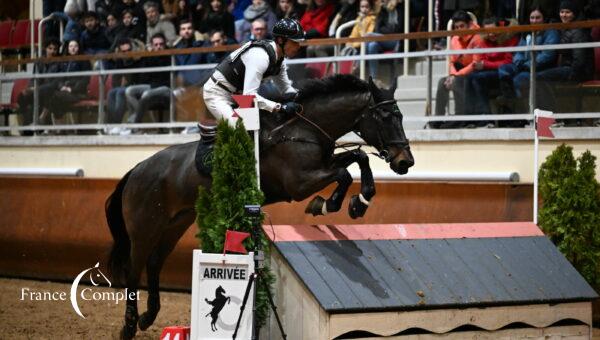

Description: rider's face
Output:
[283,40,300,58]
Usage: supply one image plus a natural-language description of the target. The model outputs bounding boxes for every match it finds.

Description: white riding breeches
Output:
[203,76,237,127]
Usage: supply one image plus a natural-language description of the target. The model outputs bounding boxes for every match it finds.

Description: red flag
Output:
[536,116,556,138]
[232,95,255,108]
[223,230,250,254]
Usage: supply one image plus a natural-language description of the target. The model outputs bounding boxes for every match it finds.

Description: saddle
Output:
[194,111,295,176]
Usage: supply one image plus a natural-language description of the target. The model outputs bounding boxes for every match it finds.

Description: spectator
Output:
[346,0,376,49]
[17,38,62,129]
[52,0,83,43]
[301,0,335,39]
[145,1,177,46]
[113,0,145,26]
[275,0,306,20]
[497,6,559,104]
[367,0,404,79]
[329,0,359,37]
[238,0,278,43]
[535,0,594,110]
[124,33,171,130]
[96,0,119,20]
[106,12,121,44]
[302,0,335,58]
[245,18,270,42]
[174,19,205,87]
[44,0,68,39]
[431,10,482,128]
[112,8,146,47]
[197,0,236,40]
[47,40,92,120]
[465,17,519,125]
[161,0,185,22]
[106,38,142,131]
[204,30,236,64]
[79,11,112,54]
[231,0,253,21]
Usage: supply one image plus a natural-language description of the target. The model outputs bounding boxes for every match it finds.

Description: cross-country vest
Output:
[214,40,283,92]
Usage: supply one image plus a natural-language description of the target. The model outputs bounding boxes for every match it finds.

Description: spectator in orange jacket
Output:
[431,10,481,128]
[466,17,519,123]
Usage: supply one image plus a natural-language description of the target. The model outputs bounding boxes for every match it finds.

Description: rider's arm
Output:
[240,48,281,112]
[271,60,297,96]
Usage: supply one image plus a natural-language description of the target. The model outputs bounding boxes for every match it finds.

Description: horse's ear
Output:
[368,76,380,94]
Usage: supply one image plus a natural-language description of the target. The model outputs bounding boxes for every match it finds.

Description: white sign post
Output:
[191,251,255,340]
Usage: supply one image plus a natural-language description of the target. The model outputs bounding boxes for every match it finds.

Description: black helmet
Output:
[272,18,305,42]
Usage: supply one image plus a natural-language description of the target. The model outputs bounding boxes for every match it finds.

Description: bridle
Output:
[353,96,411,162]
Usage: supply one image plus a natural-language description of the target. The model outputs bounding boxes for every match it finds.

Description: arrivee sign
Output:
[191,251,255,340]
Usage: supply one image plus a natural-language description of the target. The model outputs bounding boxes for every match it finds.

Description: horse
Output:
[204,285,231,331]
[105,74,414,339]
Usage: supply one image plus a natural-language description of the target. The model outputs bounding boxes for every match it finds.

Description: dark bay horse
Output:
[106,74,414,339]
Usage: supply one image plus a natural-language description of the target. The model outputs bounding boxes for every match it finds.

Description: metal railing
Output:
[1,20,600,135]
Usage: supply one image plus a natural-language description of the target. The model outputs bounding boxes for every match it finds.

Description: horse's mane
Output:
[295,74,369,103]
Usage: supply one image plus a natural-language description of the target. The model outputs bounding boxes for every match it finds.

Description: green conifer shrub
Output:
[195,119,274,327]
[539,144,600,290]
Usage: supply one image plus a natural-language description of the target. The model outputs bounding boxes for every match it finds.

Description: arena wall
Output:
[0,177,531,289]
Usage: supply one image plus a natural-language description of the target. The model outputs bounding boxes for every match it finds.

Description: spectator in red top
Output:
[301,0,335,57]
[301,0,335,38]
[467,17,519,120]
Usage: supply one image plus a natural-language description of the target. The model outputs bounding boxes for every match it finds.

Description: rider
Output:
[200,18,304,140]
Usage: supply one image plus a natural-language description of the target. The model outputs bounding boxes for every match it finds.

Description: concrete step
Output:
[396,75,445,89]
[414,59,447,76]
[395,87,439,101]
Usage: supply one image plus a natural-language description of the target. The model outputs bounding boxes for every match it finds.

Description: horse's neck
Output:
[304,92,369,140]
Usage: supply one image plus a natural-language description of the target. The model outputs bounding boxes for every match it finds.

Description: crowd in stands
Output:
[6,0,600,132]
[431,0,599,128]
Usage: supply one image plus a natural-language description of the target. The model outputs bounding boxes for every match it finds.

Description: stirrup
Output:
[199,122,216,143]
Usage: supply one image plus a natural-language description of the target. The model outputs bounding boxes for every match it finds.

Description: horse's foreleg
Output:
[347,149,375,218]
[305,149,373,217]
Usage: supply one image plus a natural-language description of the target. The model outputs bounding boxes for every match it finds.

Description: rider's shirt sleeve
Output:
[240,47,280,112]
[272,60,297,95]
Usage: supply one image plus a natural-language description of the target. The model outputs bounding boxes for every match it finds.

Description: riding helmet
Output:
[272,18,305,42]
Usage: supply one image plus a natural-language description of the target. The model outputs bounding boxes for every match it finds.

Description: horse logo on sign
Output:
[205,286,231,331]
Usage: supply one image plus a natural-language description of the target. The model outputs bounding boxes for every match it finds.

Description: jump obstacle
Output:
[263,222,597,339]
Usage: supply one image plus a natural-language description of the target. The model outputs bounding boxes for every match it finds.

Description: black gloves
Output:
[281,102,302,116]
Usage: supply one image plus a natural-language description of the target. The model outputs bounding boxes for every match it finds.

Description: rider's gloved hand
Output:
[281,102,302,116]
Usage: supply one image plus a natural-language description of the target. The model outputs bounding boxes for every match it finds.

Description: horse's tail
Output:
[106,169,134,286]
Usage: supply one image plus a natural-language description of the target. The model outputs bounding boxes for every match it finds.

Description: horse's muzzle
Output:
[388,148,414,175]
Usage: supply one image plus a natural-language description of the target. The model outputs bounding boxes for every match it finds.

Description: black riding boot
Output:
[195,123,217,175]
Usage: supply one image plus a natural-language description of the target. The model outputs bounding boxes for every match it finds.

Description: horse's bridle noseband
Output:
[354,96,410,161]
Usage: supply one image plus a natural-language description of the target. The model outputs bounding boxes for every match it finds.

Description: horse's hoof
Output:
[120,324,137,340]
[305,196,326,216]
[138,311,157,331]
[348,195,368,219]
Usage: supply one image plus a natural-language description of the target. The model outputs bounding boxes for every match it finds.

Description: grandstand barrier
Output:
[264,223,597,339]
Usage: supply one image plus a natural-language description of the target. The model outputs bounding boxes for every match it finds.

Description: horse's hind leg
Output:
[138,210,195,331]
[121,243,148,340]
